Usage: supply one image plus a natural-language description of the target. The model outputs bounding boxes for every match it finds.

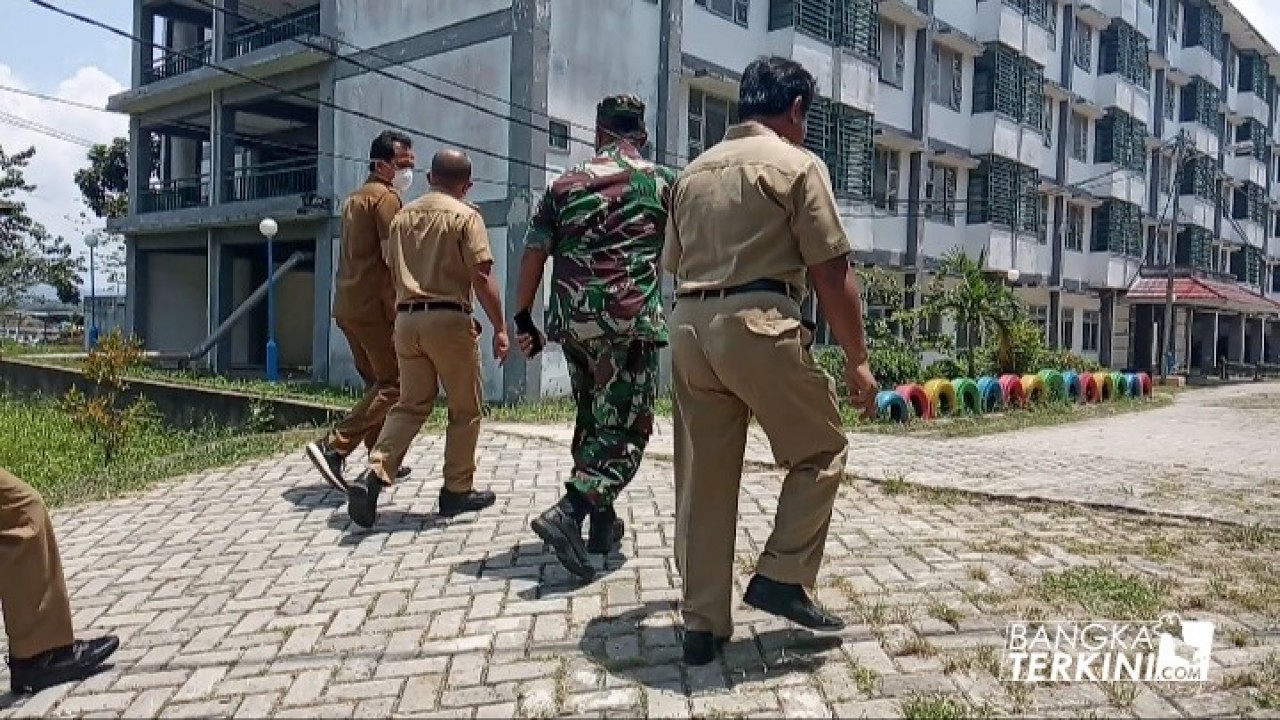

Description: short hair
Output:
[738,56,817,120]
[430,150,473,186]
[368,130,412,171]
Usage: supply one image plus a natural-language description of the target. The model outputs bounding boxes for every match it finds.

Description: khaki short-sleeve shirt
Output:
[334,176,401,324]
[384,191,494,310]
[663,122,852,298]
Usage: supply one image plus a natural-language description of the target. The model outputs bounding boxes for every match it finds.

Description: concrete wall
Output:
[145,252,207,353]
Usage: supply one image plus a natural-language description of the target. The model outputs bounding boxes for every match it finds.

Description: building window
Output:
[547,119,570,152]
[1043,98,1055,146]
[1164,79,1177,120]
[1073,19,1093,72]
[1039,194,1050,244]
[1167,1,1179,41]
[687,89,737,160]
[1029,305,1050,339]
[1061,312,1075,350]
[1273,210,1280,236]
[1070,112,1089,161]
[695,0,749,27]
[955,320,980,349]
[1082,310,1101,352]
[1227,47,1237,87]
[872,147,900,211]
[924,162,957,224]
[879,20,906,87]
[1047,3,1058,50]
[1065,204,1085,251]
[931,45,963,111]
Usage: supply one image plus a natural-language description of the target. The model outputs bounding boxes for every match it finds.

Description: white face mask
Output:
[392,168,414,193]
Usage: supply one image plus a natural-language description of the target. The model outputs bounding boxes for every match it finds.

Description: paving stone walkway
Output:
[1,383,1278,718]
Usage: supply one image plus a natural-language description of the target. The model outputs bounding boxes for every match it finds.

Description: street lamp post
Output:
[259,217,279,382]
[1006,268,1021,285]
[84,232,100,348]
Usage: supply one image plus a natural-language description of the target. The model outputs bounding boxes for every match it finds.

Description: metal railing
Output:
[225,158,318,202]
[138,176,209,214]
[227,7,321,58]
[143,40,212,84]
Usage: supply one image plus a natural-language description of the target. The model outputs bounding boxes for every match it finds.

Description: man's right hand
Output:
[843,359,879,421]
[492,329,510,364]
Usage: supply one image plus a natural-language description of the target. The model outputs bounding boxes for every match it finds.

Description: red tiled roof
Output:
[1126,276,1280,314]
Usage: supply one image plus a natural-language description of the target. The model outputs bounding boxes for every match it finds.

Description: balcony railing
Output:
[227,7,321,59]
[143,41,212,84]
[139,176,209,214]
[226,158,318,203]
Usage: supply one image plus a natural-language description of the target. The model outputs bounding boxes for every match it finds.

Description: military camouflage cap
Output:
[597,94,646,123]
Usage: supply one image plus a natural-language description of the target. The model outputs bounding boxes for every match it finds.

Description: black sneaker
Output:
[682,630,729,666]
[305,439,348,493]
[586,509,624,554]
[438,488,496,518]
[8,635,120,694]
[531,497,595,581]
[347,470,383,529]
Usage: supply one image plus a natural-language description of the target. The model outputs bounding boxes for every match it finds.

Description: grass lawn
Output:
[0,395,310,508]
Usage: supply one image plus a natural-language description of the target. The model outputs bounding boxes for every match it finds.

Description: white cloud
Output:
[1233,0,1280,53]
[0,64,127,295]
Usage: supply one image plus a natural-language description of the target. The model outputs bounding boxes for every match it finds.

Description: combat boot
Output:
[586,507,624,554]
[531,492,595,581]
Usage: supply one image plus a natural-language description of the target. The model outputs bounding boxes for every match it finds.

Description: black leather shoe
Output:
[396,466,411,480]
[682,630,728,666]
[743,574,845,632]
[531,498,595,581]
[8,635,120,694]
[305,440,348,493]
[438,488,496,518]
[586,509,624,554]
[347,471,382,529]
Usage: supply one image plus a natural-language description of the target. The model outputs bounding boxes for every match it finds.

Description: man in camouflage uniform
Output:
[513,94,676,581]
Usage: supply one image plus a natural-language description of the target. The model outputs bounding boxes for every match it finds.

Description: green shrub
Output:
[1042,348,1103,373]
[922,358,965,380]
[975,319,1051,376]
[813,342,923,393]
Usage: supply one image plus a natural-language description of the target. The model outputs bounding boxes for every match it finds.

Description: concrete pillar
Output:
[172,138,199,179]
[1048,290,1062,348]
[132,0,154,87]
[210,93,236,204]
[654,0,682,394]
[1256,317,1266,363]
[128,118,154,215]
[1234,314,1246,362]
[124,241,148,342]
[212,0,239,61]
[207,231,234,372]
[1099,290,1115,368]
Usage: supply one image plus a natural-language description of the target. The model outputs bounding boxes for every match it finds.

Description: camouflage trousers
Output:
[562,336,660,508]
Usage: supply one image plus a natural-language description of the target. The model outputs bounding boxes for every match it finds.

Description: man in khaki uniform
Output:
[345,149,509,529]
[306,130,417,492]
[2,468,119,693]
[664,56,879,666]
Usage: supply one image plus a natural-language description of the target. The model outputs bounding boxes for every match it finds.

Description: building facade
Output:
[108,0,1280,403]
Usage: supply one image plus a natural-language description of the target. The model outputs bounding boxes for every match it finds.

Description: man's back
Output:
[527,144,676,343]
[667,122,847,299]
[385,191,493,309]
[335,178,400,323]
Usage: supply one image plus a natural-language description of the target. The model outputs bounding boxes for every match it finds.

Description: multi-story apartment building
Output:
[108,0,1280,404]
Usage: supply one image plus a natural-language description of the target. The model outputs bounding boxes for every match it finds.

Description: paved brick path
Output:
[2,383,1278,718]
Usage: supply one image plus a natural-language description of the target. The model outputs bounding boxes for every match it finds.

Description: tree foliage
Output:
[59,329,155,463]
[74,135,161,221]
[0,145,83,310]
[909,247,1025,377]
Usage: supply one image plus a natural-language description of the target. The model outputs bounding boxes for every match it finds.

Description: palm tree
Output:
[917,247,1024,377]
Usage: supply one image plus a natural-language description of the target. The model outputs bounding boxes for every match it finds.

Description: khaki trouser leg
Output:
[369,314,438,485]
[703,294,849,589]
[0,468,75,659]
[430,315,483,494]
[671,303,751,638]
[330,319,400,457]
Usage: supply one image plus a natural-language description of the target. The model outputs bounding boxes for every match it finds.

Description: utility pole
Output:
[1161,131,1187,383]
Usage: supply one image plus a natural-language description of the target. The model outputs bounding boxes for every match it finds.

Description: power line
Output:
[0,84,116,113]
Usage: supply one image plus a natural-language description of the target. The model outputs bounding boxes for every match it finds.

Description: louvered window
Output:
[1180,77,1222,138]
[1239,50,1268,96]
[1091,199,1143,256]
[1022,57,1045,130]
[924,162,958,224]
[1100,20,1150,89]
[802,98,874,200]
[1176,226,1214,270]
[1179,154,1218,202]
[1234,118,1268,160]
[1184,0,1224,61]
[1094,109,1148,173]
[968,156,1037,230]
[770,0,877,58]
[1231,182,1267,226]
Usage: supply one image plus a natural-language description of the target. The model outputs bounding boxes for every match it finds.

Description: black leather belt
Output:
[397,300,466,313]
[676,278,798,302]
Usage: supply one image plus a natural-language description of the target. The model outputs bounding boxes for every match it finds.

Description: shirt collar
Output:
[723,121,781,142]
[366,173,392,188]
[599,140,644,162]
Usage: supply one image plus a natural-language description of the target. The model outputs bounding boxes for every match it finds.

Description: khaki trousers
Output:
[670,293,849,638]
[329,318,400,456]
[369,310,482,492]
[0,468,75,659]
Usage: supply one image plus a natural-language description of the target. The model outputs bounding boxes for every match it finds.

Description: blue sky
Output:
[0,1,132,89]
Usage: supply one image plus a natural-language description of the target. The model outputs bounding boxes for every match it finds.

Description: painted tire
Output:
[999,374,1028,408]
[1080,373,1101,403]
[951,377,982,414]
[1021,374,1048,404]
[1110,372,1127,399]
[896,383,933,420]
[1123,373,1142,398]
[1038,369,1067,402]
[876,390,912,423]
[923,379,959,417]
[1062,371,1084,403]
[977,376,1005,412]
[1093,372,1114,402]
[1137,372,1153,398]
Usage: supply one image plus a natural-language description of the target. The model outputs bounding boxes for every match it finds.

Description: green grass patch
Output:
[0,339,84,356]
[1035,564,1171,619]
[0,395,307,507]
[898,694,995,720]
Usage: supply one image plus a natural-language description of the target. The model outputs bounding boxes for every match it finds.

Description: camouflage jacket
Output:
[523,142,677,345]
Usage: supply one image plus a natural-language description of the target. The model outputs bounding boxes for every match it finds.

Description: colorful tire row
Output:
[875,370,1153,423]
